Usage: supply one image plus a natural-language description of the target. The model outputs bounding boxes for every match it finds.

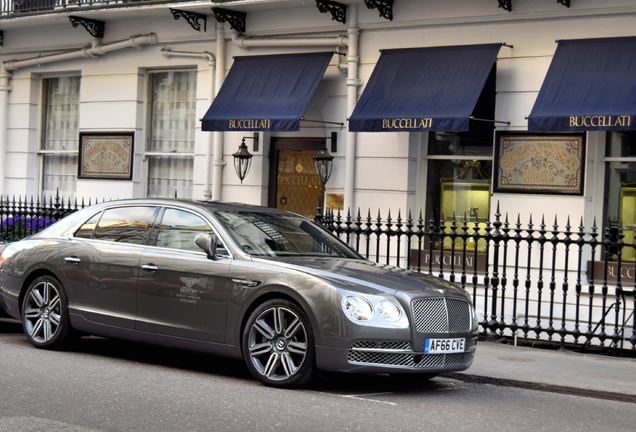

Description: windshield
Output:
[214,211,359,258]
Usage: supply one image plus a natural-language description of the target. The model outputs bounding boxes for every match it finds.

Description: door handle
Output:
[63,256,81,264]
[141,264,159,272]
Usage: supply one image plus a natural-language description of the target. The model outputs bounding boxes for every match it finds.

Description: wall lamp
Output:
[233,138,253,183]
[313,146,334,210]
[232,133,259,183]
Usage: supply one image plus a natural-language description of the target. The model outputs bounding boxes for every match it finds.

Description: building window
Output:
[604,131,636,262]
[39,76,80,199]
[425,132,493,253]
[146,70,197,198]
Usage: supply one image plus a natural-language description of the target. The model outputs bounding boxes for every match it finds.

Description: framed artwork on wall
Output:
[78,132,134,180]
[494,132,585,195]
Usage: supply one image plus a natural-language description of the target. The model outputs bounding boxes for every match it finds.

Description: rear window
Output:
[77,206,157,244]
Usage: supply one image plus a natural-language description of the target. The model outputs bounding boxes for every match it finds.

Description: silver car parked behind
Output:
[0,199,477,388]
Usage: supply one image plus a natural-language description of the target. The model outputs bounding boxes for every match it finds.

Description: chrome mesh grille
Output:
[351,341,411,350]
[412,298,471,333]
[347,343,474,369]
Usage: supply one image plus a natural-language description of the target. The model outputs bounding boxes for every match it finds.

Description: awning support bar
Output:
[301,117,345,126]
[470,116,511,125]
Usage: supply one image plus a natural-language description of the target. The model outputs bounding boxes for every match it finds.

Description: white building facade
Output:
[0,0,632,244]
[1,0,636,347]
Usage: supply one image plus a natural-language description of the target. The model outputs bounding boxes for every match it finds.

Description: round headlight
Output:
[377,300,401,322]
[342,295,374,321]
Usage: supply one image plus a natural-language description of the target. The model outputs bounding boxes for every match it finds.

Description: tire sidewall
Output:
[242,299,317,388]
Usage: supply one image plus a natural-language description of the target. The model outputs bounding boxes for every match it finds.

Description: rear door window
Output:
[91,206,157,244]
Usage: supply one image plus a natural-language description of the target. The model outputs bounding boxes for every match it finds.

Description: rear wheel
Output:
[242,299,317,388]
[21,275,73,350]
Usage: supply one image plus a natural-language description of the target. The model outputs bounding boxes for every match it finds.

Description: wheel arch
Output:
[18,267,63,316]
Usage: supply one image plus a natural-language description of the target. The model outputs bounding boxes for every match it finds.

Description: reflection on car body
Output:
[0,199,477,388]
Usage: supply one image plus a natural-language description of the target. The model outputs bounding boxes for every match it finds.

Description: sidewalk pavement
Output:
[443,341,636,403]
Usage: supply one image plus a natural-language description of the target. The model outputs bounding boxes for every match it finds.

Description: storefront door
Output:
[269,138,324,219]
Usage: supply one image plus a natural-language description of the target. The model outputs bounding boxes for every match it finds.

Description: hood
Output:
[254,256,467,298]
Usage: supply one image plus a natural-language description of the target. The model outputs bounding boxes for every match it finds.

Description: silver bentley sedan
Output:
[0,199,477,388]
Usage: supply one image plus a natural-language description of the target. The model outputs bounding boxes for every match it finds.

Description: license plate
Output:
[424,338,465,354]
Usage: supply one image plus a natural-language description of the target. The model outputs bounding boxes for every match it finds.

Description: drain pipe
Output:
[231,32,349,49]
[213,22,226,201]
[0,33,157,195]
[3,33,157,71]
[344,7,359,213]
[161,47,216,200]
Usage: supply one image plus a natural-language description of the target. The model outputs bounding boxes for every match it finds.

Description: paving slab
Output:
[444,342,636,403]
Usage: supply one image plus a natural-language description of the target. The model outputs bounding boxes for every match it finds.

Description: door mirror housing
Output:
[194,232,218,260]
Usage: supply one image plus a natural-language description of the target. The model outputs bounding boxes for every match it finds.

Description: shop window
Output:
[145,70,196,198]
[604,131,636,262]
[425,135,492,253]
[39,76,80,199]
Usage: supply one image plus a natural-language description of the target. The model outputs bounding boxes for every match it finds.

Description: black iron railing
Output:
[0,193,96,241]
[315,205,636,354]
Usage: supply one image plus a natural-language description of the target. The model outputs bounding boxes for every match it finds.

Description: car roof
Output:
[85,198,304,217]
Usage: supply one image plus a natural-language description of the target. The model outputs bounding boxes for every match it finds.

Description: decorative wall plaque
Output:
[78,132,134,180]
[494,132,585,195]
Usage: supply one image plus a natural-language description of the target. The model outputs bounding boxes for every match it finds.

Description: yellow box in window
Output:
[440,181,491,253]
[619,187,636,262]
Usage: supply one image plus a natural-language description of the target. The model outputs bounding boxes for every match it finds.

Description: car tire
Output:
[21,275,74,350]
[242,299,317,388]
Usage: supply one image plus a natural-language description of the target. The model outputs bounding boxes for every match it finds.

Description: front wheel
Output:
[242,299,317,388]
[21,275,73,350]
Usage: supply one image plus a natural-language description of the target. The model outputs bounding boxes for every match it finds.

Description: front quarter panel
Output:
[226,258,336,349]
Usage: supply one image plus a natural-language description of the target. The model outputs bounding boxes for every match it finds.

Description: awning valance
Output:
[348,44,502,132]
[528,36,636,132]
[201,52,333,132]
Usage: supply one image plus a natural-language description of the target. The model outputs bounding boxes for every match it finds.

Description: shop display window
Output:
[604,131,636,262]
[619,187,636,262]
[426,132,493,253]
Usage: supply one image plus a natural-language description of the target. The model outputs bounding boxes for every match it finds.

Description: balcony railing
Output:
[1,0,177,17]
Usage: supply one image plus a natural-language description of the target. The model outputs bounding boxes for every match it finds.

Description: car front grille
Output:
[347,341,474,369]
[412,298,472,333]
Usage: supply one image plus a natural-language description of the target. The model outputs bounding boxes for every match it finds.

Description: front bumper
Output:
[315,294,478,374]
[316,333,477,374]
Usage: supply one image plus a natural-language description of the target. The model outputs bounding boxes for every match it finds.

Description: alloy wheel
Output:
[23,280,62,344]
[247,306,308,382]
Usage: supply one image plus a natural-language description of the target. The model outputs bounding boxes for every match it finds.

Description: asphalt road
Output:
[1,319,633,432]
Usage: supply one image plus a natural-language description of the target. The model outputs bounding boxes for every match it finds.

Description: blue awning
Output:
[348,44,502,132]
[201,52,333,132]
[528,37,636,132]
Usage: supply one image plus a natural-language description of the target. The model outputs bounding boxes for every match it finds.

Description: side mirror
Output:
[194,232,218,260]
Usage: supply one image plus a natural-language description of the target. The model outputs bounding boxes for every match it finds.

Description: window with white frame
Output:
[146,70,196,198]
[40,76,80,199]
